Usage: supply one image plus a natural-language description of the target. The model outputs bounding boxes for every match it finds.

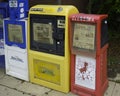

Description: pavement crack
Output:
[0,84,32,95]
[0,74,5,79]
[111,82,116,96]
[43,89,53,96]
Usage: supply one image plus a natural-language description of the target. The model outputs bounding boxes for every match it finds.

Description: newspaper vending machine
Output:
[69,13,108,96]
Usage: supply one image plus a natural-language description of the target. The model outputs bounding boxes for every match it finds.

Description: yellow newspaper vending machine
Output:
[28,5,79,93]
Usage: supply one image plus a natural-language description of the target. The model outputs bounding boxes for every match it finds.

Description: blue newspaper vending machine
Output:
[3,0,29,80]
[9,0,28,20]
[4,18,29,81]
[0,2,9,68]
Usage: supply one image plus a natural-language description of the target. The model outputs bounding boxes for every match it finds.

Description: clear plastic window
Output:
[8,24,23,43]
[33,23,53,44]
[73,23,96,51]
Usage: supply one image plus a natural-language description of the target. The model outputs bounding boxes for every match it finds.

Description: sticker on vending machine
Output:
[75,55,96,90]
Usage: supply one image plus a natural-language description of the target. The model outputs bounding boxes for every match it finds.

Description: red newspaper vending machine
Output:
[69,13,108,96]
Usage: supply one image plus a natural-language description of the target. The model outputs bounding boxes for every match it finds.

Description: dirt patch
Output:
[108,37,120,78]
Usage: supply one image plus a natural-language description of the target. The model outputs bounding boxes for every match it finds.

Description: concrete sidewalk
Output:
[0,68,120,96]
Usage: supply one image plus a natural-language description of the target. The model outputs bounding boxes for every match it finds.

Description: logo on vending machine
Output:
[10,56,24,63]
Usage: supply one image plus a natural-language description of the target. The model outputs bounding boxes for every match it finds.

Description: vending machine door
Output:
[30,14,65,56]
[4,19,26,49]
[6,48,28,80]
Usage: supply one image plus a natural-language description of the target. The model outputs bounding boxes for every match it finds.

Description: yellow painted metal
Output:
[34,59,60,85]
[28,5,79,93]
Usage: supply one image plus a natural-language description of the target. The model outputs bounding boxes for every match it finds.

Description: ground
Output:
[108,34,120,82]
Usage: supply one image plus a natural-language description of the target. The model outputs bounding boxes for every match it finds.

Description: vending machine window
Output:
[8,24,23,43]
[4,20,26,49]
[30,14,65,56]
[72,22,96,52]
[71,17,108,57]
